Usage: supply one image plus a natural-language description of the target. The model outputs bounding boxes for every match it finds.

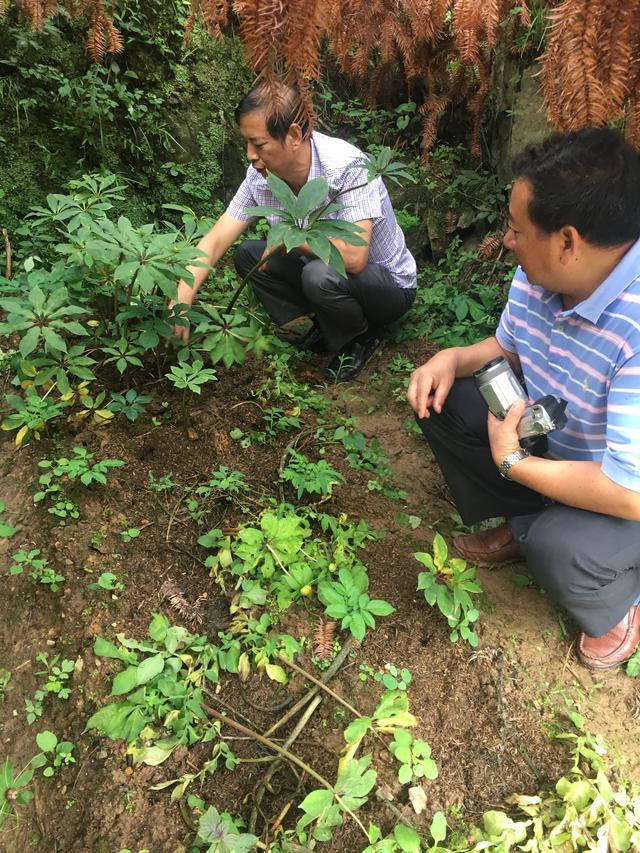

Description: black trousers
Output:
[234,240,416,353]
[418,378,640,637]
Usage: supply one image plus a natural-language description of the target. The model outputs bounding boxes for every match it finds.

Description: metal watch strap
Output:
[498,447,531,480]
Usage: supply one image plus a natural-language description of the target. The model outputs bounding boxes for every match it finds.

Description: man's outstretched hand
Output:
[407,351,458,420]
[169,301,191,344]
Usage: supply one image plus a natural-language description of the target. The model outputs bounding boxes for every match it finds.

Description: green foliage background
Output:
[0,0,252,233]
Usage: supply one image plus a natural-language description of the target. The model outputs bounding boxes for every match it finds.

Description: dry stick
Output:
[265,638,354,738]
[2,228,11,279]
[249,693,323,835]
[202,703,370,840]
[374,790,423,835]
[278,654,362,719]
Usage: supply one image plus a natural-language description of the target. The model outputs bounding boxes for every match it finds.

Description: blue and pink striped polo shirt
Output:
[496,237,640,492]
[226,130,417,289]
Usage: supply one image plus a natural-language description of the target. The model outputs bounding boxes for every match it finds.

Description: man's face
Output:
[238,109,297,180]
[503,178,558,287]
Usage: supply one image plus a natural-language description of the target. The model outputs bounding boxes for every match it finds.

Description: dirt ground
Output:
[1,334,639,853]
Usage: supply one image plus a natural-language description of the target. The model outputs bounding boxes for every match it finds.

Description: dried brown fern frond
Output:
[477,231,503,259]
[541,0,640,134]
[313,617,337,660]
[159,578,204,628]
[186,0,231,39]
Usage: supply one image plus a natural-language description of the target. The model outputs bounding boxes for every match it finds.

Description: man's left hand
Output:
[488,398,526,466]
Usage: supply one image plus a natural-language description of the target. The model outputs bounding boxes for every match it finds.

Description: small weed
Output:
[120,524,140,543]
[9,549,65,592]
[389,729,438,784]
[281,450,344,500]
[89,571,124,592]
[416,533,482,646]
[25,654,74,725]
[35,731,76,777]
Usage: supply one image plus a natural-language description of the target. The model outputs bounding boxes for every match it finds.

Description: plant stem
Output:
[202,703,370,840]
[222,174,372,316]
[224,244,285,315]
[277,654,362,719]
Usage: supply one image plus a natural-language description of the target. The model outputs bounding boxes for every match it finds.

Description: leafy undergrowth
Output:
[0,169,638,849]
[1,337,638,852]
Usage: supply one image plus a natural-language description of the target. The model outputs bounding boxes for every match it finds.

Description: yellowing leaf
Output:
[265,663,287,684]
[16,425,29,447]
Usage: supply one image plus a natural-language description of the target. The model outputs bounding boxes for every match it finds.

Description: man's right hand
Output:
[169,299,192,344]
[407,350,458,419]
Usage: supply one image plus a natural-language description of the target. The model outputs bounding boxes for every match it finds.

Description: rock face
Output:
[506,66,554,168]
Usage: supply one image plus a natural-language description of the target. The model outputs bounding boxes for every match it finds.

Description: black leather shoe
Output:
[294,324,328,354]
[325,333,382,382]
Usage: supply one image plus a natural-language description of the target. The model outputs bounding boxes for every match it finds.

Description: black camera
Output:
[473,357,568,445]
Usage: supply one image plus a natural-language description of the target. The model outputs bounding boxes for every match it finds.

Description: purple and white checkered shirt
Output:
[226,130,417,289]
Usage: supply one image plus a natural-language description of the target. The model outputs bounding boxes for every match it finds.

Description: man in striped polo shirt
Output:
[173,79,417,381]
[408,128,640,670]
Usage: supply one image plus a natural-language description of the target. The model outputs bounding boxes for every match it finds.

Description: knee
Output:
[300,260,338,303]
[233,240,262,277]
[524,522,578,605]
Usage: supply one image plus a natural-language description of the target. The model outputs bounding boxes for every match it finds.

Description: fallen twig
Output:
[202,703,370,840]
[277,653,362,719]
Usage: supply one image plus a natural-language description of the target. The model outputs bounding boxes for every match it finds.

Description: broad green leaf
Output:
[432,533,448,568]
[430,811,447,843]
[36,730,58,752]
[266,173,298,211]
[367,599,395,616]
[298,788,334,819]
[136,654,165,686]
[111,666,139,696]
[294,177,329,220]
[394,823,421,852]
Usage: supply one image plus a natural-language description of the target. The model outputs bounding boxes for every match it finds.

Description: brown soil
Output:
[1,337,639,853]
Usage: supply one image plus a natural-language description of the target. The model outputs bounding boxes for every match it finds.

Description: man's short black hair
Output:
[235,79,311,143]
[511,128,640,248]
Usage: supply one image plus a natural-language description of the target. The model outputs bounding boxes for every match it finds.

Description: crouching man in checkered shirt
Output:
[173,78,417,382]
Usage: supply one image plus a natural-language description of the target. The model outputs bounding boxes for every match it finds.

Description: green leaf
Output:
[344,716,372,744]
[298,788,334,819]
[394,823,421,852]
[36,730,58,752]
[398,763,413,784]
[136,654,165,686]
[266,173,298,211]
[19,326,41,358]
[430,811,447,843]
[367,599,395,616]
[111,666,139,696]
[432,533,448,569]
[294,177,329,220]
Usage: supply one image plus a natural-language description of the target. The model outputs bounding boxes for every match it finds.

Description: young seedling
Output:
[0,754,47,827]
[9,549,65,593]
[388,729,438,785]
[35,731,76,777]
[415,533,482,646]
[25,654,74,724]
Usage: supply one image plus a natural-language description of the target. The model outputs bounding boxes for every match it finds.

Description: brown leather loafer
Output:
[577,606,640,670]
[453,522,521,565]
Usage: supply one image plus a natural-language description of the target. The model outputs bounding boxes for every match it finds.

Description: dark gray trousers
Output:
[417,377,640,637]
[234,240,416,353]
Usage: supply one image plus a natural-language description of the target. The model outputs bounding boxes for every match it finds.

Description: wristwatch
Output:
[498,447,531,479]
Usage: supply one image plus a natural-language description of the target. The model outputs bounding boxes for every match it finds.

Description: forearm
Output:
[175,232,220,305]
[449,337,518,378]
[507,456,640,521]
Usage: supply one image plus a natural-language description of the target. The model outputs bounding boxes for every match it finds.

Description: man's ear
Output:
[558,225,581,264]
[286,122,304,147]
